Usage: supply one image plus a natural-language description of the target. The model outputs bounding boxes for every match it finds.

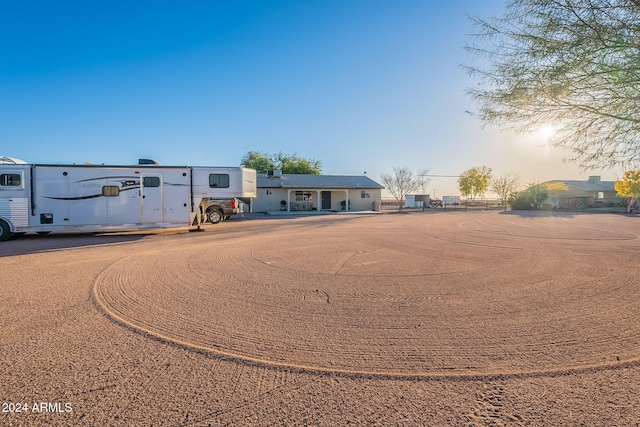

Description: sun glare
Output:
[537,125,556,141]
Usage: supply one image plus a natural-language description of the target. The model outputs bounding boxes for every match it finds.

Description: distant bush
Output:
[509,184,548,210]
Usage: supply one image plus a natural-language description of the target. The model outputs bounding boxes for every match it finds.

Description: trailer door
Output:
[0,168,29,228]
[140,173,163,223]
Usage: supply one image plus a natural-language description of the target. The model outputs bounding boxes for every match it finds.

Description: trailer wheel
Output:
[207,209,224,224]
[0,220,11,242]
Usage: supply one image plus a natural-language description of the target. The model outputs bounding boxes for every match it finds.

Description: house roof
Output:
[546,179,616,192]
[257,174,384,189]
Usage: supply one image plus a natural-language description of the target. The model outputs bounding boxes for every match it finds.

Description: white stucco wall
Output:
[252,188,382,212]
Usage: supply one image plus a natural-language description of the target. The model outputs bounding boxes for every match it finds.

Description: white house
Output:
[252,172,384,213]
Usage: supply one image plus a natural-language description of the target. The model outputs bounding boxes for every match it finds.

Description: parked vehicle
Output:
[0,157,256,241]
[430,199,443,208]
[205,198,245,224]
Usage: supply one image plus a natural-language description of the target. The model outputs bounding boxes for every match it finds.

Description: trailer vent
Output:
[40,213,54,224]
[138,159,160,165]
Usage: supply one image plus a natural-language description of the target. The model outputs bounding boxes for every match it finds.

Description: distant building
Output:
[253,172,384,212]
[542,176,623,209]
[405,194,431,208]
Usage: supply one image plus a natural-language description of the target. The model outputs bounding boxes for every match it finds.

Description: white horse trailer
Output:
[0,159,256,241]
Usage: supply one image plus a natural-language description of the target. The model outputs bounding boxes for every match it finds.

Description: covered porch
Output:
[285,189,350,212]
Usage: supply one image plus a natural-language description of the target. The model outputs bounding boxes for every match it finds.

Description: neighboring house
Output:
[253,171,384,212]
[543,176,623,209]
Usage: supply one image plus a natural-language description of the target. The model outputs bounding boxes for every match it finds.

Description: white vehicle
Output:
[0,157,256,241]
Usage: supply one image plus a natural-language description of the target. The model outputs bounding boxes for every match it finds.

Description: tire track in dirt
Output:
[466,382,525,426]
[181,373,322,426]
[92,213,640,379]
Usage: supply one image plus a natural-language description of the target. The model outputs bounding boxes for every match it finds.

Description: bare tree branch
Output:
[464,0,640,170]
[380,166,424,212]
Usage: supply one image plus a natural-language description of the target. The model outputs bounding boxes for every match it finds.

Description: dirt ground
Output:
[1,211,639,426]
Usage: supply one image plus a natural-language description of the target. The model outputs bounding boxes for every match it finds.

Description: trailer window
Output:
[143,176,161,187]
[209,174,229,188]
[102,186,120,197]
[0,173,21,187]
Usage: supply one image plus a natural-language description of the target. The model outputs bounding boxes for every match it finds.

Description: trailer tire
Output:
[207,209,224,224]
[0,220,11,242]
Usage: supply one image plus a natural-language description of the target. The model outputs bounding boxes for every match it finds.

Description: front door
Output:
[321,191,331,210]
[140,173,163,223]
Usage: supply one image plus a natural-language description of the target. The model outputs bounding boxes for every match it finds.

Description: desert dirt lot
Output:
[1,211,639,426]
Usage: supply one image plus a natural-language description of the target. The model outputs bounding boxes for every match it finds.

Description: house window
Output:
[0,173,21,187]
[102,186,120,197]
[209,174,229,188]
[143,176,161,187]
[295,191,312,201]
[361,190,370,198]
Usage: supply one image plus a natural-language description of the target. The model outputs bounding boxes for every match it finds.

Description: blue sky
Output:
[1,1,622,197]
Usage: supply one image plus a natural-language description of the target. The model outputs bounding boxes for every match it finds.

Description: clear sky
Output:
[1,0,623,197]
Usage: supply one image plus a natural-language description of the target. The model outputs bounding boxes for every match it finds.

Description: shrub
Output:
[509,184,548,210]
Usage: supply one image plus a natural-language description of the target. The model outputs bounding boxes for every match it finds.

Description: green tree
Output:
[465,0,640,169]
[241,151,275,173]
[509,183,548,210]
[458,166,493,200]
[615,170,640,212]
[274,152,322,175]
[380,166,424,212]
[241,151,322,174]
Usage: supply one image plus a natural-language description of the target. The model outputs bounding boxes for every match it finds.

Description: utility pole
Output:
[418,174,428,194]
[418,172,430,211]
